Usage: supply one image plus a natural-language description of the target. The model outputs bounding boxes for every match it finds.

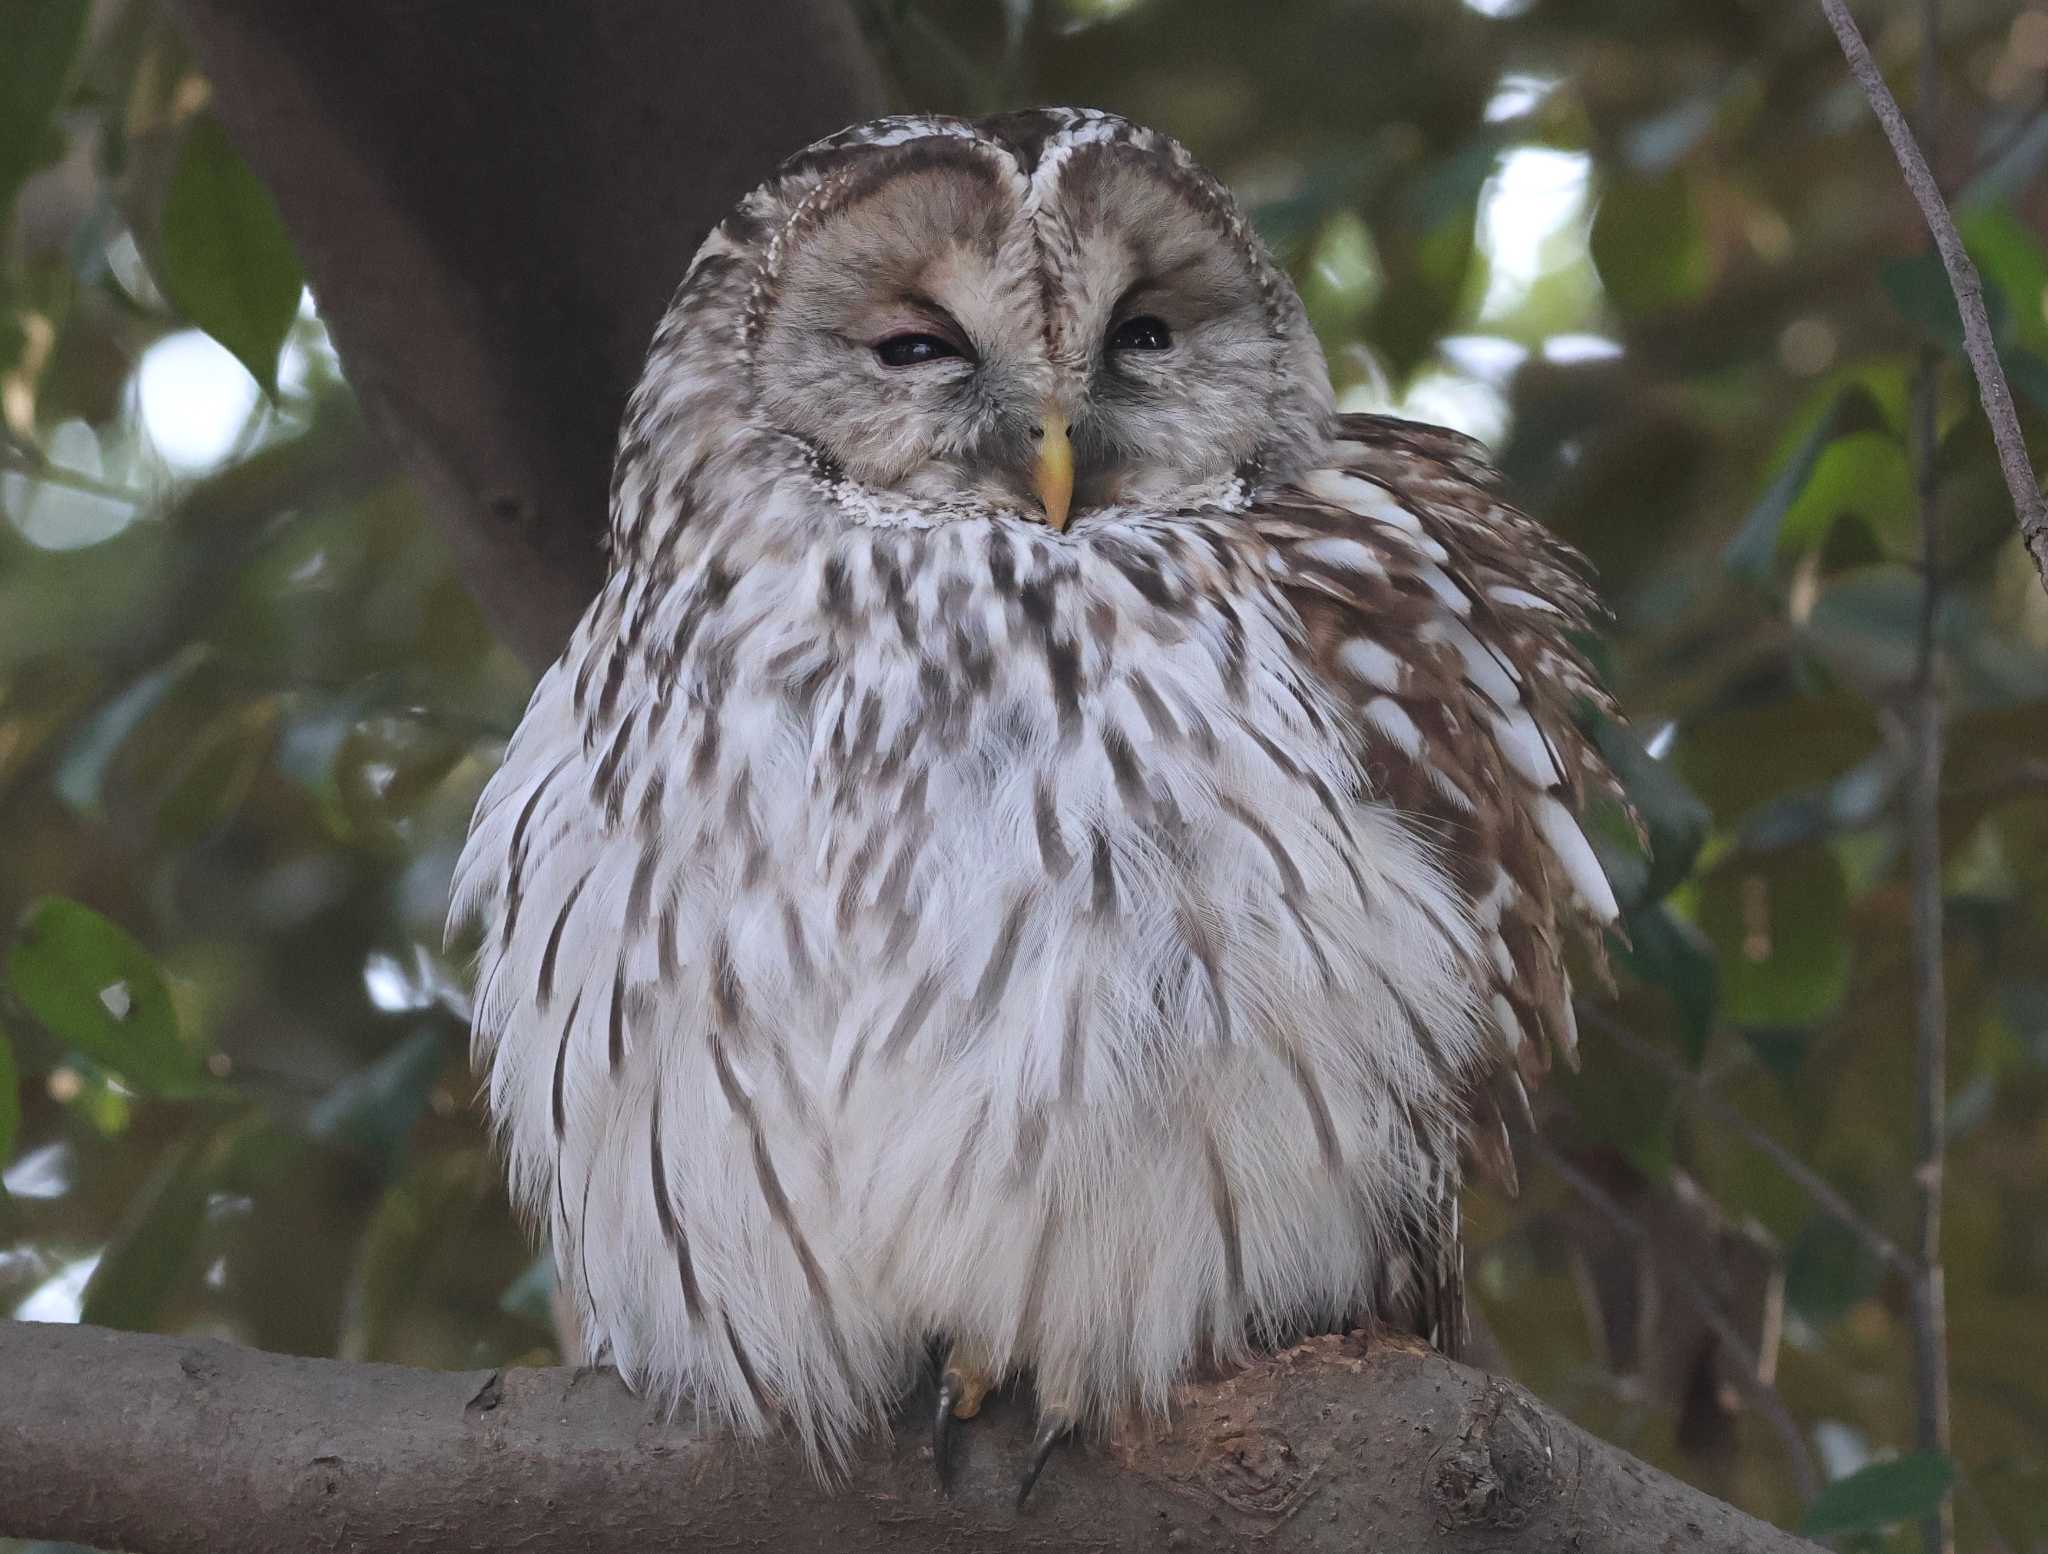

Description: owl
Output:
[449,107,1624,1500]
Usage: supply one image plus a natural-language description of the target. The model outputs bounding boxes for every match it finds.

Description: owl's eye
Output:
[1108,315,1173,352]
[874,333,963,367]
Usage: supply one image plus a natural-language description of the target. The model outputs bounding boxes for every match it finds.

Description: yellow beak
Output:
[1033,408,1074,532]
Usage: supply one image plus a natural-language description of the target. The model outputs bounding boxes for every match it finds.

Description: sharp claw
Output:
[930,1343,996,1494]
[932,1375,960,1492]
[1015,1412,1071,1509]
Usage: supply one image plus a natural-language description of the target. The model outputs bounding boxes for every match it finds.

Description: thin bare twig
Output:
[1533,1139,1821,1502]
[0,450,150,506]
[1903,9,1955,1552]
[1586,1009,1914,1280]
[1817,0,2048,595]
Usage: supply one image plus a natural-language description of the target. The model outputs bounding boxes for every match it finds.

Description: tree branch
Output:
[1588,1009,1915,1281]
[1817,0,2048,596]
[165,0,890,669]
[0,1321,1821,1554]
[1532,1140,1821,1504]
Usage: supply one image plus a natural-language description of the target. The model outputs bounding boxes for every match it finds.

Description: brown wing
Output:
[1257,411,1629,1191]
[1255,413,1631,1358]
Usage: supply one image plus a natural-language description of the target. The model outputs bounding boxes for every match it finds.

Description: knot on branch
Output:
[1429,1379,1557,1531]
[1203,1427,1304,1514]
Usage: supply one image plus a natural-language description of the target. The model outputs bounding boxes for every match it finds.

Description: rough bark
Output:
[0,1321,1816,1554]
[166,0,890,668]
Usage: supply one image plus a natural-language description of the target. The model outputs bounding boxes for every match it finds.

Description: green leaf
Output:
[2003,347,2048,417]
[54,651,206,820]
[155,115,304,396]
[1880,208,2046,361]
[1559,1036,1677,1179]
[1619,902,1720,1061]
[1674,687,1884,834]
[5,897,209,1095]
[1775,431,1914,562]
[80,1129,225,1332]
[0,0,92,220]
[1799,1453,1955,1537]
[156,697,281,844]
[1784,1212,1881,1328]
[1742,1028,1810,1079]
[308,1026,447,1172]
[1737,753,1897,853]
[1698,848,1850,1029]
[1805,565,1931,692]
[342,1148,487,1360]
[1962,205,2048,354]
[1723,388,1887,582]
[1590,171,1710,314]
[1881,253,2009,353]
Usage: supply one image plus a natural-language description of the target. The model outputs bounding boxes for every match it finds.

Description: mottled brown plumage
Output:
[451,108,1626,1483]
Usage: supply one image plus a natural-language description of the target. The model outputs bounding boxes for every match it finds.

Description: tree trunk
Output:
[169,0,889,668]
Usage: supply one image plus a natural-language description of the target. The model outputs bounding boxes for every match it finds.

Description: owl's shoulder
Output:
[1244,413,1633,1184]
[1328,412,1504,496]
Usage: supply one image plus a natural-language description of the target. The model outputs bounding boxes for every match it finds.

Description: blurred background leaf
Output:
[0,0,92,217]
[150,115,302,397]
[6,898,208,1096]
[1800,1452,1958,1538]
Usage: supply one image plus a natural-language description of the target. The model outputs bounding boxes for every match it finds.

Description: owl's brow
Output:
[1030,131,1293,340]
[1107,275,1154,318]
[741,164,860,360]
[883,292,972,333]
[1106,271,1198,326]
[740,142,1022,362]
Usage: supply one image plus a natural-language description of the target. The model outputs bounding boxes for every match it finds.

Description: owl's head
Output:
[638,110,1333,538]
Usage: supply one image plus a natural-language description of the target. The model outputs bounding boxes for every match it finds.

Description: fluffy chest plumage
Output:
[574,511,1480,1106]
[453,503,1493,1461]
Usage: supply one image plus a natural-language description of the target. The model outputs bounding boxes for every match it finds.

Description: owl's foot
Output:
[931,1341,996,1492]
[1015,1404,1074,1508]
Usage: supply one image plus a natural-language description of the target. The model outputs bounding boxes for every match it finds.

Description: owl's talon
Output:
[931,1343,995,1493]
[1015,1408,1073,1509]
[931,1375,961,1490]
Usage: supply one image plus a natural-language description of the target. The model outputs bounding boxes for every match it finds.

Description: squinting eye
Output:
[1108,315,1173,352]
[874,333,963,367]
